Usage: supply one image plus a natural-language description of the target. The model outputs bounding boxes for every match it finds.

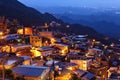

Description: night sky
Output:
[19,0,120,8]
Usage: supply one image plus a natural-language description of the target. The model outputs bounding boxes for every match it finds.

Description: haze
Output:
[19,0,120,8]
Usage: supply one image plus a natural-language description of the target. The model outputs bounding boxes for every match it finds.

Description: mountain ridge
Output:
[0,0,62,26]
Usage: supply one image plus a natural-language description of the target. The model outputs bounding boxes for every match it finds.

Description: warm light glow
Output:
[67,67,73,70]
[110,43,114,47]
[55,73,71,80]
[17,29,23,34]
[61,50,67,56]
[45,41,48,43]
[93,39,96,42]
[104,45,108,49]
[85,53,89,57]
[2,46,12,52]
[61,50,65,54]
[0,32,3,36]
[16,54,21,56]
[30,49,41,57]
[41,56,43,59]
[63,73,71,80]
[17,27,32,35]
[51,38,56,44]
[107,70,111,78]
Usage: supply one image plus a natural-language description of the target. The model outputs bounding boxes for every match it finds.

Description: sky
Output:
[19,0,120,8]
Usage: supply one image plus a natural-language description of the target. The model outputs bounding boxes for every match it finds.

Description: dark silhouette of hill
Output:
[0,0,61,26]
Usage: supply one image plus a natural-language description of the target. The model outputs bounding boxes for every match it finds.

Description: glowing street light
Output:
[51,38,56,44]
[110,43,115,47]
[67,67,73,71]
[93,39,96,42]
[0,31,3,36]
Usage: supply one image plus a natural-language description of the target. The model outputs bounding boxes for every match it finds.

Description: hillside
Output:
[0,0,61,26]
[0,0,115,44]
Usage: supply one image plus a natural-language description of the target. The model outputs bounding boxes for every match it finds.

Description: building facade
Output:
[30,35,42,47]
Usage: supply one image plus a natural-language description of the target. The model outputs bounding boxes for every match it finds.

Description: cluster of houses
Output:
[0,17,120,80]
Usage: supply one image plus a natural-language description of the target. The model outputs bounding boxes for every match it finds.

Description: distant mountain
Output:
[56,13,120,38]
[43,7,120,38]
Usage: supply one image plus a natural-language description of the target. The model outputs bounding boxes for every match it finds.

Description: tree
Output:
[71,74,80,80]
[5,69,14,79]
